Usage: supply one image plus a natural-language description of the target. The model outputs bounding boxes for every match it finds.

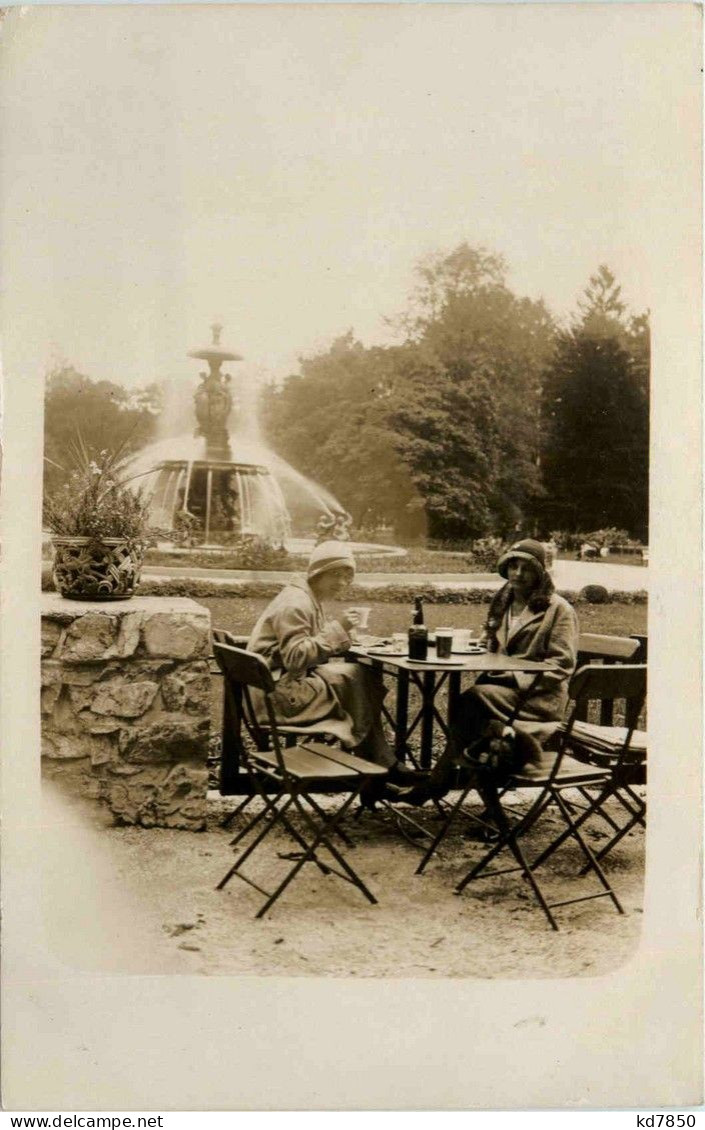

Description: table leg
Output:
[420,671,436,769]
[447,671,462,730]
[395,670,410,762]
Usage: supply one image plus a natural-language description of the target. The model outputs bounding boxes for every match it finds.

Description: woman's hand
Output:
[340,608,362,633]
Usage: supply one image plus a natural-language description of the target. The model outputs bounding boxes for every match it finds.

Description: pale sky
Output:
[1,4,699,391]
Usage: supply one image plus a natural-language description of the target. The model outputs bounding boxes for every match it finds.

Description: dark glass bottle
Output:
[409,598,428,659]
[408,625,428,661]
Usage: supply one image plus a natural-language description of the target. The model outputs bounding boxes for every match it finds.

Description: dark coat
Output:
[473,590,579,740]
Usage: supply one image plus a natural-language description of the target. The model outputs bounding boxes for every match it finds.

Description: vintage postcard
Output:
[0,1,701,1112]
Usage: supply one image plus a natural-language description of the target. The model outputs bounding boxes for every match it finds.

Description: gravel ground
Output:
[43,771,644,980]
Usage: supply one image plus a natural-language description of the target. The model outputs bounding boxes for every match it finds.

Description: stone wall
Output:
[41,593,212,830]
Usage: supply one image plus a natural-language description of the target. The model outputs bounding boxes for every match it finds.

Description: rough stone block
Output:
[142,613,209,660]
[43,730,113,763]
[111,612,144,658]
[41,620,63,658]
[91,679,158,718]
[61,665,107,686]
[161,664,211,714]
[42,731,81,759]
[88,737,115,766]
[61,613,118,661]
[41,664,62,687]
[41,683,62,715]
[49,689,83,734]
[98,763,208,830]
[118,717,210,763]
[82,715,122,734]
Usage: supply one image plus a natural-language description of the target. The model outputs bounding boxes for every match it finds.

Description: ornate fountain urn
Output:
[190,323,240,460]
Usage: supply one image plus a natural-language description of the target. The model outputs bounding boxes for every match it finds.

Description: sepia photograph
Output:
[0,0,701,1111]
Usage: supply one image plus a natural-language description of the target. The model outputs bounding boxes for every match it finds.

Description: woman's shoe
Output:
[386,762,429,787]
[359,776,390,810]
[393,776,452,807]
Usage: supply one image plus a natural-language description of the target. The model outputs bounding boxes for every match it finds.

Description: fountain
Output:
[129,325,346,550]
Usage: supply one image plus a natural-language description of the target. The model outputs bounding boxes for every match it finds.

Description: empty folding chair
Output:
[531,664,647,870]
[213,640,387,918]
[447,665,646,930]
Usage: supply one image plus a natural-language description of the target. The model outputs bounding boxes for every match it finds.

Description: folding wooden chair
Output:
[212,641,387,918]
[446,665,646,930]
[574,633,641,724]
[529,664,647,871]
[212,627,346,830]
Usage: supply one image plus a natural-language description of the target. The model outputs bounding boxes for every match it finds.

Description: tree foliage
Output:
[538,267,650,539]
[390,244,555,538]
[261,333,422,534]
[44,367,162,495]
[262,243,557,540]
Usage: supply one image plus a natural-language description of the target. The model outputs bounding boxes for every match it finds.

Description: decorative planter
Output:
[51,536,145,601]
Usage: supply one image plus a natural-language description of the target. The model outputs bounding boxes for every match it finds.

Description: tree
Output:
[577,264,626,324]
[260,334,422,533]
[261,243,558,542]
[539,268,650,539]
[391,244,556,539]
[44,367,162,495]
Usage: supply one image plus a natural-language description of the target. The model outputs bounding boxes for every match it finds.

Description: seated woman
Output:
[247,539,421,787]
[400,538,579,804]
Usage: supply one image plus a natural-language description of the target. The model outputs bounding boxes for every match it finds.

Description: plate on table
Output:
[365,644,409,657]
[452,645,487,655]
[353,634,391,649]
[407,655,466,666]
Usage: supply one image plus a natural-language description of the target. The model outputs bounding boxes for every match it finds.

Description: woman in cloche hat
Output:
[246,540,422,788]
[399,538,579,804]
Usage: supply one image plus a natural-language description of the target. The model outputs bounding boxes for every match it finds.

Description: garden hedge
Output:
[41,566,647,605]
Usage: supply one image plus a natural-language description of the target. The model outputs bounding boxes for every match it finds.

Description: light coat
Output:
[247,576,388,757]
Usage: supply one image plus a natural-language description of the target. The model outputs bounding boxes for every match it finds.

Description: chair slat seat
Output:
[300,742,389,777]
[252,743,384,782]
[568,721,647,753]
[512,756,609,785]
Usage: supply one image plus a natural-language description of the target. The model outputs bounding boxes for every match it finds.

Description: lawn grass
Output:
[198,595,647,639]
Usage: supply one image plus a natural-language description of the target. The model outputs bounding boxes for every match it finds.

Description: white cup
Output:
[349,606,371,630]
[454,629,475,651]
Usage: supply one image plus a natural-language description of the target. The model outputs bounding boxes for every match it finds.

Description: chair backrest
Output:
[212,626,250,649]
[213,640,276,695]
[212,641,289,775]
[575,634,642,723]
[577,633,640,663]
[566,663,647,746]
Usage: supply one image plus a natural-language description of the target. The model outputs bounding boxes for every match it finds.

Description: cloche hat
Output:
[496,538,547,580]
[307,539,356,581]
